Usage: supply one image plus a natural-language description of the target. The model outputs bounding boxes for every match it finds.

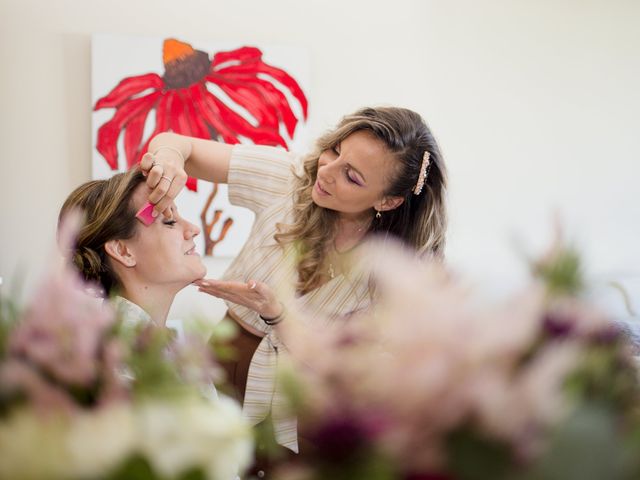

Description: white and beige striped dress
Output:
[222,144,372,452]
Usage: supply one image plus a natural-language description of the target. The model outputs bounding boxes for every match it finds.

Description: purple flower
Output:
[542,313,575,339]
[307,410,385,463]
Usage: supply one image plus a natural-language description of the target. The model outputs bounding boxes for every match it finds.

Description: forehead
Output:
[131,183,154,211]
[130,183,177,214]
[340,130,397,184]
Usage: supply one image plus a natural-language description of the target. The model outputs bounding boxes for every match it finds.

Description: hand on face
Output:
[140,149,189,219]
[193,278,282,320]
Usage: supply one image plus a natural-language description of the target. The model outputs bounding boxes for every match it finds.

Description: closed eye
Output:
[345,170,362,186]
[163,220,177,226]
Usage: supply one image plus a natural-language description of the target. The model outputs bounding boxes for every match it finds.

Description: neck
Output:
[120,283,178,327]
[333,211,373,253]
[336,209,373,225]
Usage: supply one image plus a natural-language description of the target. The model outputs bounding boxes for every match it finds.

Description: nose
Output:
[183,220,200,239]
[319,153,338,184]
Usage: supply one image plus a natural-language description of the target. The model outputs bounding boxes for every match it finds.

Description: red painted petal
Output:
[94,73,163,110]
[132,95,171,166]
[205,90,287,147]
[124,98,157,168]
[191,86,241,144]
[184,86,212,139]
[167,90,192,136]
[209,79,279,131]
[217,63,308,119]
[185,177,198,191]
[228,75,298,137]
[96,91,162,170]
[166,91,199,191]
[211,47,262,67]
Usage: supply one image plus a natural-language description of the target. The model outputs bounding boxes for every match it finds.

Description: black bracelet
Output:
[259,306,285,326]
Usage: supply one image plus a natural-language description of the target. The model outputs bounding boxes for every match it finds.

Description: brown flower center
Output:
[162,39,210,90]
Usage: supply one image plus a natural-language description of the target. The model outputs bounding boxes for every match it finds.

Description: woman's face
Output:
[311,130,401,219]
[123,184,206,288]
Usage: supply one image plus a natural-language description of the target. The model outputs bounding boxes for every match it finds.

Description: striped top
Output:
[222,144,372,452]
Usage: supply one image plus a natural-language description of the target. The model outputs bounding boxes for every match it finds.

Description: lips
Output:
[315,180,331,196]
[185,245,198,255]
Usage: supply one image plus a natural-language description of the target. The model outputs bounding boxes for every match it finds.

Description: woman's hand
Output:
[140,143,190,218]
[193,278,283,320]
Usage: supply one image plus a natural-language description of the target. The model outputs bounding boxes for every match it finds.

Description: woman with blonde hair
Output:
[141,106,448,452]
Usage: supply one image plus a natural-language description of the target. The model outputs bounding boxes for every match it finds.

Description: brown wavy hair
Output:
[275,106,448,294]
[58,167,146,296]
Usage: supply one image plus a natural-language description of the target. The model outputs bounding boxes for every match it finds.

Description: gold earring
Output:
[375,210,382,219]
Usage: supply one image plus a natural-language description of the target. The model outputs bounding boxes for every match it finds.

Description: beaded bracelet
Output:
[259,306,285,326]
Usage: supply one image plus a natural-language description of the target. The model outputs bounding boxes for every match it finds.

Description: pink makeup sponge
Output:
[136,202,156,226]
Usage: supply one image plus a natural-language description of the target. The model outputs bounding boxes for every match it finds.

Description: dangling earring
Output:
[375,210,382,219]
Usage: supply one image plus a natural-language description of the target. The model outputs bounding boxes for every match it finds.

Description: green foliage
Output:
[206,316,240,362]
[447,427,514,480]
[312,450,395,480]
[513,403,633,480]
[0,285,22,359]
[532,245,584,297]
[565,342,640,410]
[253,417,287,463]
[105,454,155,480]
[119,323,188,400]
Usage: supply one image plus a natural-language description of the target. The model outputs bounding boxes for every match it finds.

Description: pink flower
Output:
[281,240,592,473]
[0,360,76,414]
[7,266,115,389]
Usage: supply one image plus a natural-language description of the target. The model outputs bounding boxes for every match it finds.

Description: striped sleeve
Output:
[227,144,298,214]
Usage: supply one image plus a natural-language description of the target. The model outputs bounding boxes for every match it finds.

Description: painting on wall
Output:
[92,33,310,257]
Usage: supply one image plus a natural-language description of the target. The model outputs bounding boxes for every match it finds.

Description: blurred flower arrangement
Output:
[274,238,640,480]
[2,224,639,480]
[0,263,253,480]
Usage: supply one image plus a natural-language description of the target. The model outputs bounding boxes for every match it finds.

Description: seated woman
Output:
[58,167,206,329]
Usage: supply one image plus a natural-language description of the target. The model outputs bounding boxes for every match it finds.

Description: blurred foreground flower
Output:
[0,262,252,480]
[275,239,640,480]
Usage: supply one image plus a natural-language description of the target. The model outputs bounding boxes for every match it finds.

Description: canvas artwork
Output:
[92,33,310,256]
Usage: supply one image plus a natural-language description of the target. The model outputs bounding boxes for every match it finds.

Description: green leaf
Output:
[105,454,156,480]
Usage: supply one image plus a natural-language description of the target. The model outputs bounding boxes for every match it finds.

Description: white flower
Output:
[66,403,137,478]
[136,395,253,480]
[0,409,72,480]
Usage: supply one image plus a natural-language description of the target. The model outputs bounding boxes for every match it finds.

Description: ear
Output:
[104,239,137,268]
[377,195,404,212]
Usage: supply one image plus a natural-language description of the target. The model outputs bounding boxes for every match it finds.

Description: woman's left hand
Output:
[193,278,283,319]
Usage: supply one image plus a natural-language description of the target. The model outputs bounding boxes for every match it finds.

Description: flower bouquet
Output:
[0,263,252,480]
[274,239,640,480]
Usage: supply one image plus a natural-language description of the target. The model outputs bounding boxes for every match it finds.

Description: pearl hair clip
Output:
[413,151,431,195]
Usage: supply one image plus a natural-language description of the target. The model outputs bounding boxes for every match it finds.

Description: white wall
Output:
[1,0,639,325]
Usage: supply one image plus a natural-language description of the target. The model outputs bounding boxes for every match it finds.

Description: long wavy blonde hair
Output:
[275,107,448,294]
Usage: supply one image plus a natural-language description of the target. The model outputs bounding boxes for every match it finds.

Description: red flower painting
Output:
[94,38,308,191]
[93,38,308,255]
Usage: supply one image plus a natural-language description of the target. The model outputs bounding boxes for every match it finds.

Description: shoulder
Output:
[227,144,304,212]
[230,144,300,174]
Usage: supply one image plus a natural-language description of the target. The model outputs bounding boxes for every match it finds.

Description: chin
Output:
[310,189,327,208]
[193,264,207,280]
